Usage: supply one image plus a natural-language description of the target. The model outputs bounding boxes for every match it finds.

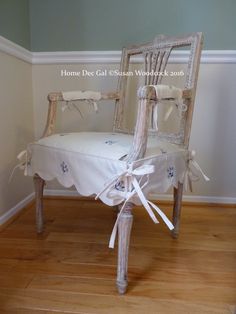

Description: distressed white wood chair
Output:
[26,33,204,294]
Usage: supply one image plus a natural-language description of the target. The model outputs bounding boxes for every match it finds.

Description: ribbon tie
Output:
[62,100,98,116]
[185,150,210,191]
[163,101,188,121]
[9,150,29,182]
[96,164,174,248]
[147,85,186,128]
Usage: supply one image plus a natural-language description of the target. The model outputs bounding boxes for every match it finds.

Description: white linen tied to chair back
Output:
[61,90,102,115]
[147,85,187,131]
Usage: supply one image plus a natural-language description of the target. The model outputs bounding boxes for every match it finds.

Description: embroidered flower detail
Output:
[115,180,125,191]
[167,166,175,179]
[60,161,69,173]
[105,140,117,145]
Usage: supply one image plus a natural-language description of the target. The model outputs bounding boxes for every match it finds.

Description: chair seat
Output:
[36,132,184,160]
[26,132,188,206]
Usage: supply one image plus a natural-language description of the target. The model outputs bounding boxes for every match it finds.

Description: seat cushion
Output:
[26,131,188,206]
[36,132,184,160]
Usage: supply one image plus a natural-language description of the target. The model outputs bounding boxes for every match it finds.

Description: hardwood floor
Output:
[0,197,235,313]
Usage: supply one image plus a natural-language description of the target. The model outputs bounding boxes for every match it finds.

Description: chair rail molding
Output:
[31,50,236,64]
[0,36,236,64]
[0,36,32,63]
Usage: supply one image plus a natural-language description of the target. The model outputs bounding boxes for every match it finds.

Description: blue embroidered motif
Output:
[115,181,125,191]
[61,161,69,173]
[167,166,175,178]
[105,140,117,145]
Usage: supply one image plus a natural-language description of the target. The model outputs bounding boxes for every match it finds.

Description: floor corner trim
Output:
[0,192,34,226]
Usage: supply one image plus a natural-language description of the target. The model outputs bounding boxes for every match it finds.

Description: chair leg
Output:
[113,205,120,216]
[116,202,133,294]
[33,174,45,233]
[172,182,184,239]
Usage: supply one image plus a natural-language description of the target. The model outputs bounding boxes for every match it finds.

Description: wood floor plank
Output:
[0,310,78,314]
[10,259,236,289]
[0,242,235,274]
[28,273,236,304]
[0,198,235,313]
[0,288,232,314]
[0,273,34,289]
[46,230,236,251]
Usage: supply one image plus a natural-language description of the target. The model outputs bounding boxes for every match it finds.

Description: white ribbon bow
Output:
[9,150,28,182]
[96,164,174,248]
[185,150,210,191]
[163,101,188,121]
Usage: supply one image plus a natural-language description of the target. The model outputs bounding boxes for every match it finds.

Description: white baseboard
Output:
[0,193,35,226]
[44,189,236,205]
[1,35,236,64]
[44,189,80,197]
[151,193,236,204]
[1,189,234,227]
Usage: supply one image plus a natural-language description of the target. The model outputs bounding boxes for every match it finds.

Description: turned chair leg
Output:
[113,205,120,216]
[172,182,184,239]
[33,174,45,233]
[116,202,133,294]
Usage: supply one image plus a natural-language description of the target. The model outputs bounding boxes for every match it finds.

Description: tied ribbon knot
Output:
[96,164,174,248]
[147,85,187,129]
[185,150,210,192]
[9,150,29,182]
[150,100,187,130]
[62,100,98,117]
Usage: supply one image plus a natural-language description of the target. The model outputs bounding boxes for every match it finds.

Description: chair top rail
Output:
[125,33,202,56]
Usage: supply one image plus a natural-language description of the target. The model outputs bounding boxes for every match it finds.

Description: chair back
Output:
[113,33,203,147]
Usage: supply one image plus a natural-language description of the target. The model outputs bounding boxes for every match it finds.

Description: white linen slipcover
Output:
[26,132,188,206]
[21,131,209,247]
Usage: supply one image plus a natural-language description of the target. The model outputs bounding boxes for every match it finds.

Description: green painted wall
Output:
[0,0,235,51]
[30,0,236,51]
[0,0,31,50]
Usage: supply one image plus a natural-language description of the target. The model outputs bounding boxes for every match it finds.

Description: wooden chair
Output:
[31,33,203,294]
